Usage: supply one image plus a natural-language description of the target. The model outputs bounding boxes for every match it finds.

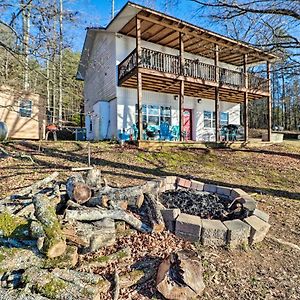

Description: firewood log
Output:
[85,168,102,189]
[65,206,151,233]
[1,171,59,203]
[22,267,111,300]
[65,219,116,253]
[118,268,155,289]
[78,247,131,270]
[144,193,165,232]
[66,173,92,204]
[33,194,67,258]
[85,186,144,209]
[0,246,77,273]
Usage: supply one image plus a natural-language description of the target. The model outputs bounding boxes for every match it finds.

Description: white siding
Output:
[84,32,117,114]
[116,87,240,141]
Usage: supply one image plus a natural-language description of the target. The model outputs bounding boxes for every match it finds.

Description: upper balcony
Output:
[118,47,269,102]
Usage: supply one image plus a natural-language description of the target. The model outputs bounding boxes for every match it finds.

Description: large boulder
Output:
[156,250,205,300]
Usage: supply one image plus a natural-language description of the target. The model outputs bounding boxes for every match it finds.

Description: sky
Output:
[66,0,216,52]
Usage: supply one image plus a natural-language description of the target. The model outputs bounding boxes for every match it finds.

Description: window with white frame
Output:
[220,112,229,126]
[204,111,229,128]
[19,99,32,118]
[204,111,215,128]
[135,104,171,126]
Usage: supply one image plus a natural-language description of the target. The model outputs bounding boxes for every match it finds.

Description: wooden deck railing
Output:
[184,58,216,81]
[118,49,137,80]
[248,73,269,92]
[118,48,269,93]
[219,67,245,88]
[142,48,180,74]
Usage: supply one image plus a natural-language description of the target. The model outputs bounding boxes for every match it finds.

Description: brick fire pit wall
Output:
[146,176,270,248]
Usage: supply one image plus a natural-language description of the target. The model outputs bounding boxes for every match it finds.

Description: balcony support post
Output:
[267,61,272,142]
[243,54,249,142]
[214,44,220,142]
[179,32,184,141]
[136,17,143,140]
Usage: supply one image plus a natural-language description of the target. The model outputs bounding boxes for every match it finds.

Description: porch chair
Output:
[131,124,138,140]
[159,122,173,141]
[171,125,180,141]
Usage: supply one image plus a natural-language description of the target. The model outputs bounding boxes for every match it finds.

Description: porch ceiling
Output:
[117,3,278,66]
[121,72,265,103]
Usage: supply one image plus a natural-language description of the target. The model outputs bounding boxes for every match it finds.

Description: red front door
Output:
[182,109,192,140]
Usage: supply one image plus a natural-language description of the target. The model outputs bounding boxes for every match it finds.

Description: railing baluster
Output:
[118,47,268,93]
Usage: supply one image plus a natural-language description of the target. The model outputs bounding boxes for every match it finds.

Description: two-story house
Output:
[77,1,277,143]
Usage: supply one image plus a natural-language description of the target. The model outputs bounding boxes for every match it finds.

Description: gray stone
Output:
[165,183,176,191]
[165,176,177,184]
[224,219,251,248]
[201,219,227,246]
[203,184,217,193]
[176,213,202,239]
[244,215,270,244]
[252,208,269,223]
[230,188,248,200]
[161,208,181,222]
[164,220,176,233]
[216,186,232,197]
[238,195,257,212]
[161,208,181,232]
[190,180,204,191]
[175,231,200,242]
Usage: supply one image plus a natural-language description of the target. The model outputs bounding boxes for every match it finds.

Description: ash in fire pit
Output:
[160,189,228,219]
[160,189,248,221]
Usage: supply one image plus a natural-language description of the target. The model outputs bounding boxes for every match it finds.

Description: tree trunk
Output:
[66,174,92,204]
[58,0,63,126]
[33,194,66,258]
[65,206,151,233]
[21,0,31,91]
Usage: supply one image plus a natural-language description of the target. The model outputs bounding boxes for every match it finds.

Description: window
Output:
[135,104,171,127]
[19,99,32,118]
[220,112,229,126]
[204,111,215,128]
[204,111,229,128]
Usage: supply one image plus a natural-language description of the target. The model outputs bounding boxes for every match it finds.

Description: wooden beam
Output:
[179,32,185,141]
[136,17,143,140]
[243,54,249,142]
[214,44,220,142]
[146,26,169,42]
[267,61,272,142]
[136,14,272,64]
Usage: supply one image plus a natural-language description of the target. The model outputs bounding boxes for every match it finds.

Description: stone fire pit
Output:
[146,176,270,248]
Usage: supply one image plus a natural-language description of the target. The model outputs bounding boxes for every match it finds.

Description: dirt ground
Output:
[0,140,299,300]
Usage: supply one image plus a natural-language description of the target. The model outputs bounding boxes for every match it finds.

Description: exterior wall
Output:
[116,34,242,72]
[0,86,45,140]
[84,31,117,114]
[116,87,240,141]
